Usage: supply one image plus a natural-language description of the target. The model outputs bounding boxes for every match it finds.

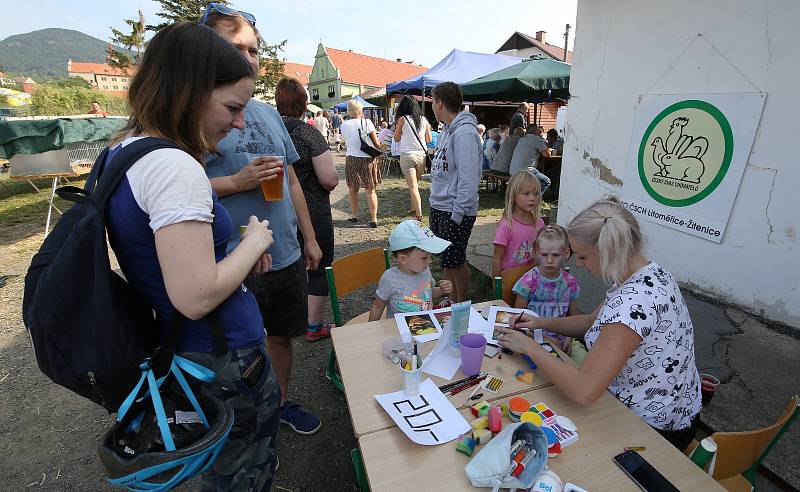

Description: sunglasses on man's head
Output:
[199,2,256,27]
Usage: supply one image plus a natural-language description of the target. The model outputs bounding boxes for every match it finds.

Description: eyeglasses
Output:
[199,2,256,27]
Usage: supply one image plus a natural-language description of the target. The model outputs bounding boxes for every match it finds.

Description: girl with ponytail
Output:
[496,197,702,450]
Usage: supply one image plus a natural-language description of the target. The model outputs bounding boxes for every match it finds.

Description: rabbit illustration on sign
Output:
[650,117,709,183]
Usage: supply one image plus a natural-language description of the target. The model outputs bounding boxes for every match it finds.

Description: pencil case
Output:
[464,422,548,491]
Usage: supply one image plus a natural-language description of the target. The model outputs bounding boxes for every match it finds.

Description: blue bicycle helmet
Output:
[97,356,234,491]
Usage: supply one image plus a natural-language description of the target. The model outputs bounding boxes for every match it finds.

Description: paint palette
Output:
[483,376,504,393]
[529,402,580,447]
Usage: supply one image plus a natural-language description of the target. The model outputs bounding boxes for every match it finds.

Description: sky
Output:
[0,0,578,68]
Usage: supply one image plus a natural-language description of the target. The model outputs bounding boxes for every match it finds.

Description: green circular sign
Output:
[638,100,733,207]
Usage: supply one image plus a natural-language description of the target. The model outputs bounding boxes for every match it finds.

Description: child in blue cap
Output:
[369,220,453,320]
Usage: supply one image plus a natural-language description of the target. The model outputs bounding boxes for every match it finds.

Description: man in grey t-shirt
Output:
[509,125,551,175]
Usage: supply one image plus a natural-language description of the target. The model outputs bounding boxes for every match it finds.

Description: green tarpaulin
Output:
[0,117,128,159]
[461,58,570,102]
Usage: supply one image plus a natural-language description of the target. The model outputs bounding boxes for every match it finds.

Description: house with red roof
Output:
[495,31,573,130]
[308,44,427,109]
[66,59,133,96]
[496,31,573,63]
[282,61,313,87]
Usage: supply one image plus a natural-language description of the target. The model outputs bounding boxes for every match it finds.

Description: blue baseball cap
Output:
[389,220,451,253]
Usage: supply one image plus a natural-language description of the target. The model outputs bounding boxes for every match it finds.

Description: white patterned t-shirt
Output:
[584,262,702,431]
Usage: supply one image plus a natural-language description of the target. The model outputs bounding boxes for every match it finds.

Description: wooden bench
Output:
[481,170,510,192]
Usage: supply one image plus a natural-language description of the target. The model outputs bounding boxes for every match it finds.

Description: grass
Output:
[0,173,86,228]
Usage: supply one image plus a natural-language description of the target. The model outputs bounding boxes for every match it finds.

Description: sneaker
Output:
[279,401,321,435]
[305,323,332,342]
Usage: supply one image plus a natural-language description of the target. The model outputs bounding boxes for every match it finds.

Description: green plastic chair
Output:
[492,264,532,306]
[324,248,390,392]
[351,448,370,491]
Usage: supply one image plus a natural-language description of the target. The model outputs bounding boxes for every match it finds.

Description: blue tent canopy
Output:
[386,49,521,95]
[332,95,377,112]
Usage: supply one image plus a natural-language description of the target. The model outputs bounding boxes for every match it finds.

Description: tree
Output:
[106,46,134,75]
[148,0,287,98]
[0,93,9,107]
[30,84,128,116]
[148,0,220,31]
[108,10,146,74]
[254,39,286,99]
[53,77,92,89]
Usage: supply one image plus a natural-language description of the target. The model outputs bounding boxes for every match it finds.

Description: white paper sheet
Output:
[374,378,470,445]
[420,313,462,380]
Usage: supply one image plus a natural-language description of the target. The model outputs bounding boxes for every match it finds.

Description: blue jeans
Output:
[530,168,551,195]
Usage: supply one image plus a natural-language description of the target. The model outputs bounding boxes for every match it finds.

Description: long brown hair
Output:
[113,22,254,160]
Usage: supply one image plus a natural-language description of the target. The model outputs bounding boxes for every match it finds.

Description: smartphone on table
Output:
[613,449,679,492]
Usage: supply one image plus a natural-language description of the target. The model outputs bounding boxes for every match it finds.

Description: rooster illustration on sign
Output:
[650,117,709,183]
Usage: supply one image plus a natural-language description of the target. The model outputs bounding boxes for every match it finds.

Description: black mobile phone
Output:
[613,450,679,492]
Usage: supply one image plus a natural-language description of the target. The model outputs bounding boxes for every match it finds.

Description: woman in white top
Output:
[314,111,330,141]
[340,99,382,227]
[393,95,432,222]
[497,197,702,450]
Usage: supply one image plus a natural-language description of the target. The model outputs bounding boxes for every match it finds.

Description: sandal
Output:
[348,217,358,223]
[369,221,378,228]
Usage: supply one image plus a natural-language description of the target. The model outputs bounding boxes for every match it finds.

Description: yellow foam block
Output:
[471,400,490,417]
[471,416,488,430]
[516,370,535,385]
[472,427,492,445]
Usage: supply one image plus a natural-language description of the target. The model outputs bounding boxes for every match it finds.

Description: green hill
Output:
[0,28,133,81]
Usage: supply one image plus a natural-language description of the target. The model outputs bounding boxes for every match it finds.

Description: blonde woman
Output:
[497,198,702,450]
[340,99,382,227]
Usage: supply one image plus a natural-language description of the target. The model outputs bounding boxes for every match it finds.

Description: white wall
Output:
[560,0,800,328]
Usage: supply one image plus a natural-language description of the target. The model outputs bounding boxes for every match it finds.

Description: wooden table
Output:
[358,385,725,491]
[331,301,556,437]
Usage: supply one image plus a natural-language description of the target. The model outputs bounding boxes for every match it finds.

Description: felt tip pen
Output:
[624,446,646,452]
[438,373,486,392]
[512,449,537,478]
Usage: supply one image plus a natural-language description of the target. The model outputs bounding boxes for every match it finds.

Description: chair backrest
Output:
[326,248,390,326]
[493,264,533,306]
[10,149,74,178]
[709,395,799,481]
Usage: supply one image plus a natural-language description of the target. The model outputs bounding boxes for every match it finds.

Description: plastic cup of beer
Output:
[260,156,284,201]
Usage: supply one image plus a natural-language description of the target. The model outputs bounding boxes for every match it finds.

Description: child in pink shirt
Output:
[492,171,545,278]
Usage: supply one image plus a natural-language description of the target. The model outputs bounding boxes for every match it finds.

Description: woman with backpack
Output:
[103,21,281,490]
[393,95,432,222]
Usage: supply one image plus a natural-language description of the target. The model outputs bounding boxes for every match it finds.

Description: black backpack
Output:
[22,137,188,412]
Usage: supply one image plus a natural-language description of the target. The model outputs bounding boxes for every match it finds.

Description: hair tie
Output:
[603,216,610,224]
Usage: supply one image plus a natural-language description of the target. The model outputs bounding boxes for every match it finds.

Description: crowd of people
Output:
[96,4,703,489]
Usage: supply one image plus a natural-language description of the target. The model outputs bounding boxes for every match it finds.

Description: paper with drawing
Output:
[374,378,470,445]
[485,306,543,344]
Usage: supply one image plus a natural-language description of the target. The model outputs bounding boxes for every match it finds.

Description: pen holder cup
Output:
[401,366,422,395]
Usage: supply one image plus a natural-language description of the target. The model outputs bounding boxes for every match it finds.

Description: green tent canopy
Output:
[461,58,570,102]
